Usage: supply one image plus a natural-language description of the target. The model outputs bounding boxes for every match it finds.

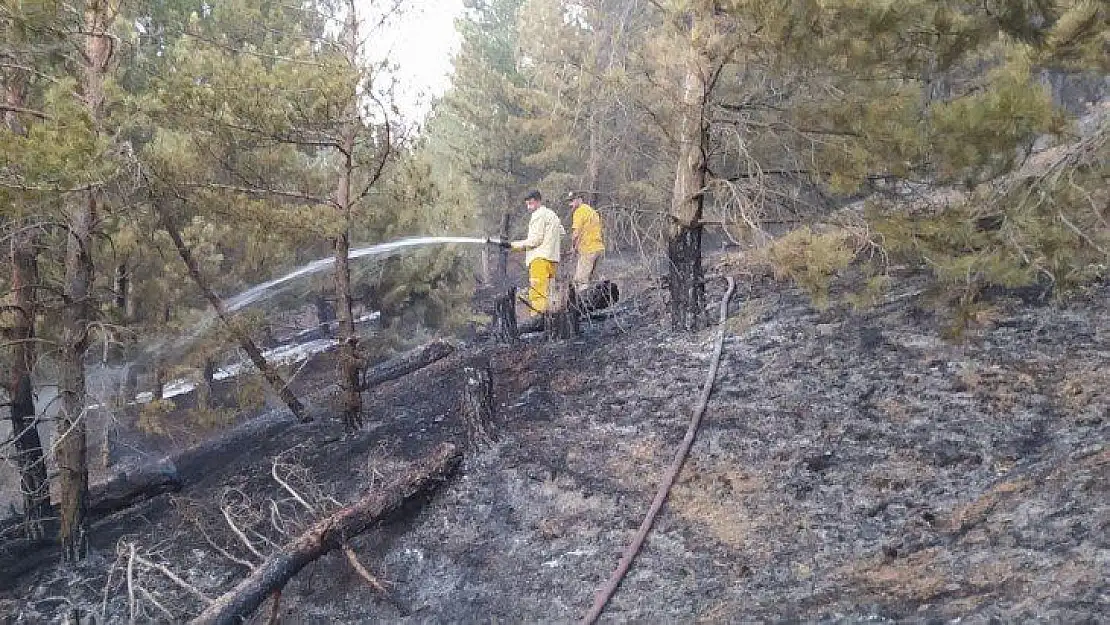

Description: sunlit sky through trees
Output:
[359,0,465,124]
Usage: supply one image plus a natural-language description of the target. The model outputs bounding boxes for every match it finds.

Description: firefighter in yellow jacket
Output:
[566,190,605,291]
[511,190,565,315]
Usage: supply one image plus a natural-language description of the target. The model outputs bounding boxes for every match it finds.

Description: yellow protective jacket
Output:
[512,205,565,266]
[571,203,605,254]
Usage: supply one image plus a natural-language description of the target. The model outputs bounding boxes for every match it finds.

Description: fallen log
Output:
[89,457,181,519]
[0,414,298,586]
[0,458,183,587]
[570,280,620,316]
[360,340,455,391]
[173,412,298,486]
[190,442,463,625]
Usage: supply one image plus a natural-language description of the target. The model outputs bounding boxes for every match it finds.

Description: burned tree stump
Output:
[461,358,496,449]
[545,285,579,340]
[493,287,519,343]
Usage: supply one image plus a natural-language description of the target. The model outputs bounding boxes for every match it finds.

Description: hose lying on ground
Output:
[581,277,737,625]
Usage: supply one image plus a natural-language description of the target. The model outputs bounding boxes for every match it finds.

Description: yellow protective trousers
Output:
[526,258,557,315]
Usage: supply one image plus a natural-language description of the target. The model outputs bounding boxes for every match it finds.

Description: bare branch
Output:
[0,103,50,120]
[221,503,266,561]
[133,551,215,605]
[342,545,390,595]
[271,461,314,514]
[187,183,333,207]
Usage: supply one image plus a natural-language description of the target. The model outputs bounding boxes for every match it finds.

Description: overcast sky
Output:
[361,0,466,123]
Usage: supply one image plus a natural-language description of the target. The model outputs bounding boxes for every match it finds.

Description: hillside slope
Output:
[1,274,1107,623]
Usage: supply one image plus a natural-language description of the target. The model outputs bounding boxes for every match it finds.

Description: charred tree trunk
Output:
[59,194,94,562]
[667,38,711,332]
[496,212,512,287]
[114,262,128,314]
[190,443,462,625]
[461,358,496,449]
[668,224,704,332]
[161,213,308,422]
[332,2,368,432]
[314,292,335,338]
[200,358,217,409]
[57,0,120,560]
[152,358,166,401]
[334,228,361,431]
[545,284,579,340]
[493,287,518,342]
[7,233,51,540]
[491,213,517,342]
[4,74,50,541]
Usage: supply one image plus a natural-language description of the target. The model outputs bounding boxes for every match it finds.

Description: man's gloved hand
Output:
[486,237,512,249]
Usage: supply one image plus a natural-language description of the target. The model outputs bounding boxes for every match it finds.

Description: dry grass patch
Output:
[875,397,913,423]
[1059,368,1110,415]
[863,457,938,491]
[668,457,774,557]
[840,547,949,604]
[548,370,587,394]
[948,478,1032,536]
[602,437,665,492]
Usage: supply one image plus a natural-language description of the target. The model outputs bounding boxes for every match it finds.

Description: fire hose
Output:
[581,277,737,624]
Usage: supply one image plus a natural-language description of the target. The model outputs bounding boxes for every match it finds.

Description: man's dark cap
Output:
[524,190,542,202]
[565,190,583,202]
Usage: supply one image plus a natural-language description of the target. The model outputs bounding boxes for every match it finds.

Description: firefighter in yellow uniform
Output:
[567,191,605,291]
[511,190,565,315]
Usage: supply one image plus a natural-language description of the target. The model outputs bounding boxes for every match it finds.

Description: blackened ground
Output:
[1,268,1107,624]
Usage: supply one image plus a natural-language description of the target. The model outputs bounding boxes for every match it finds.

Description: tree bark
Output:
[334,228,361,431]
[545,284,579,340]
[667,223,704,332]
[190,442,462,625]
[496,212,512,288]
[313,293,335,338]
[667,40,711,332]
[360,340,455,391]
[461,359,496,449]
[58,192,94,562]
[114,262,128,313]
[7,232,51,540]
[585,109,602,206]
[153,357,166,401]
[493,287,518,342]
[56,0,121,561]
[161,213,308,422]
[4,73,51,542]
[200,358,217,409]
[333,1,363,431]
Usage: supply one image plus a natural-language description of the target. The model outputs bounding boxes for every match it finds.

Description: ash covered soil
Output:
[2,271,1108,624]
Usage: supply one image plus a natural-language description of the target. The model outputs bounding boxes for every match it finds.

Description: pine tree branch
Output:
[211,117,343,150]
[0,62,65,86]
[186,183,335,207]
[181,30,333,68]
[0,179,102,193]
[0,104,50,120]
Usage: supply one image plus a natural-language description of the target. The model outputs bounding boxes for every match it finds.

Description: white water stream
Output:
[225,236,488,312]
[129,235,489,404]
